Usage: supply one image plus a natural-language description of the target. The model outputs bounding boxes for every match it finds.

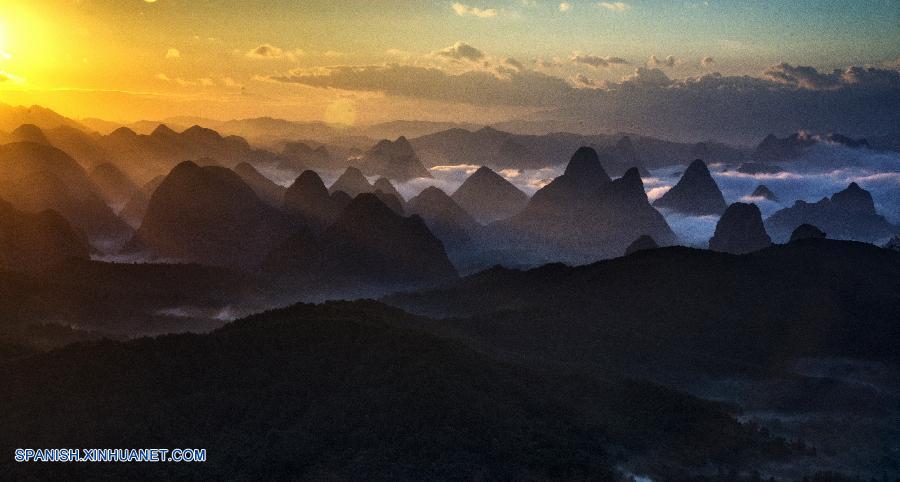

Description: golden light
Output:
[0,19,8,54]
[323,98,358,126]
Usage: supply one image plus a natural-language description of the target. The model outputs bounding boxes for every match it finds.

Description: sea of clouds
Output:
[261,143,899,248]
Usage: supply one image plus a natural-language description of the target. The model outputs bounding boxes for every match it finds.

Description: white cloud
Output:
[165,48,180,59]
[596,2,631,11]
[559,2,572,11]
[452,2,498,18]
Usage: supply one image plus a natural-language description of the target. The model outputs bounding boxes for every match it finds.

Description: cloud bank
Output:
[264,43,900,143]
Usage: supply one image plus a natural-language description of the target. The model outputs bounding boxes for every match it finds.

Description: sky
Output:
[0,0,899,139]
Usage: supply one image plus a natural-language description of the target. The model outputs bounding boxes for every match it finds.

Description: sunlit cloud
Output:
[596,2,631,11]
[570,53,629,68]
[569,73,605,89]
[435,41,484,62]
[700,56,716,68]
[647,55,676,68]
[165,48,180,59]
[559,3,572,12]
[156,73,215,87]
[245,44,305,61]
[452,2,498,18]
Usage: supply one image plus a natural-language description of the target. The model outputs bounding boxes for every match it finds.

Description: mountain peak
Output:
[652,159,726,215]
[10,124,50,145]
[151,124,178,137]
[451,166,528,224]
[708,202,771,254]
[563,146,611,187]
[751,184,779,202]
[330,167,373,197]
[831,182,875,214]
[373,177,402,200]
[181,125,222,143]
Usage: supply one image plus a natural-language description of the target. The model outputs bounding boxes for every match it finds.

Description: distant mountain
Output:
[96,124,283,184]
[264,194,457,289]
[592,135,651,177]
[8,124,51,145]
[0,103,84,132]
[738,162,783,175]
[233,162,286,207]
[283,170,340,227]
[487,148,675,263]
[353,136,431,181]
[451,166,529,224]
[126,161,294,268]
[89,163,141,208]
[0,198,88,273]
[653,159,727,215]
[407,186,478,251]
[280,141,331,170]
[372,177,404,201]
[42,125,113,168]
[751,184,779,202]
[329,166,373,197]
[362,120,481,140]
[765,183,897,243]
[708,203,772,254]
[0,142,131,242]
[754,132,870,161]
[410,127,746,171]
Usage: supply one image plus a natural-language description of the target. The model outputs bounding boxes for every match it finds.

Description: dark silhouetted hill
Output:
[355,136,431,181]
[653,159,727,215]
[126,161,294,268]
[487,149,674,263]
[264,194,457,289]
[0,142,131,242]
[754,132,869,161]
[765,183,897,243]
[280,141,330,170]
[386,240,900,377]
[0,198,89,273]
[451,166,528,223]
[407,186,478,250]
[372,177,403,202]
[328,166,373,197]
[751,184,779,202]
[708,203,772,254]
[284,170,339,227]
[234,162,287,207]
[0,300,798,480]
[789,223,827,242]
